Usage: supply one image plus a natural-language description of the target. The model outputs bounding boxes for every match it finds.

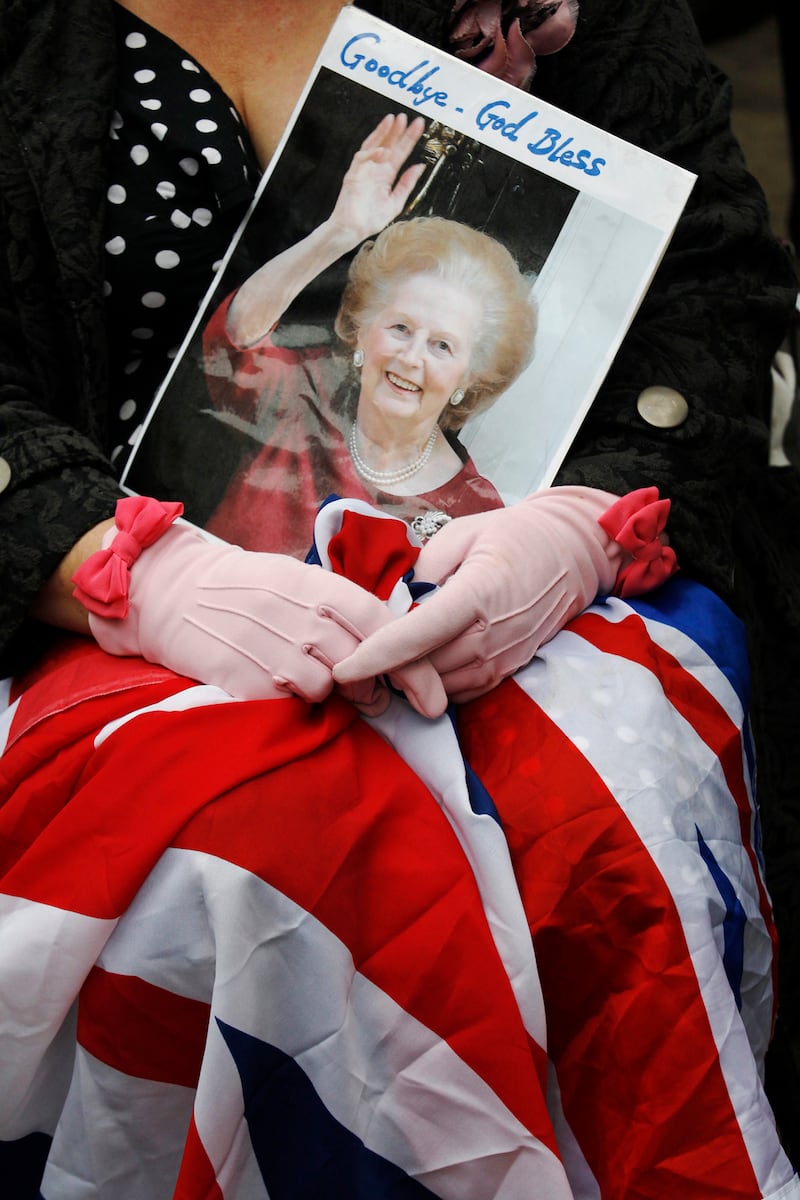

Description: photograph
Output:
[122,8,693,557]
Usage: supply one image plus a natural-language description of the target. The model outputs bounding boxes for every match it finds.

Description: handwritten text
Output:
[477,99,606,177]
[340,33,449,109]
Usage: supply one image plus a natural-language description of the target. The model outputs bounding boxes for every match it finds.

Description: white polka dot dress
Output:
[104,5,260,471]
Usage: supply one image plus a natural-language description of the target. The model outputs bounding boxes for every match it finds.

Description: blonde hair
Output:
[334,216,537,430]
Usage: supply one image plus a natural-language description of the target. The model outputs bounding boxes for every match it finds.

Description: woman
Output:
[202,114,537,556]
[1,0,799,1194]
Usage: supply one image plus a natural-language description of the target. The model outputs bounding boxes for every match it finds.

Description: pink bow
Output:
[598,487,679,598]
[72,496,184,619]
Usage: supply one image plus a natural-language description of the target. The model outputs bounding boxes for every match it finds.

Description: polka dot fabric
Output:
[104,5,261,472]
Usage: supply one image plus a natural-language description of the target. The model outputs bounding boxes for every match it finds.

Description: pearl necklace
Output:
[349,423,438,487]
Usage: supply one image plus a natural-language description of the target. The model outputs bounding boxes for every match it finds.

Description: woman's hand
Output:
[72,500,448,717]
[333,487,677,703]
[328,112,426,244]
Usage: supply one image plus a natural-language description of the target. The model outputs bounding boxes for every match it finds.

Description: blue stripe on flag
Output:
[218,1019,438,1198]
[626,577,750,711]
[0,1131,51,1199]
[695,826,746,1009]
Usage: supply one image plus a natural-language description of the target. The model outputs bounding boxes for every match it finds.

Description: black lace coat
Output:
[2,0,800,1132]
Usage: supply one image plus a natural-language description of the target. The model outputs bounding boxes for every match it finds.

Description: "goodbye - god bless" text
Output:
[339,32,608,178]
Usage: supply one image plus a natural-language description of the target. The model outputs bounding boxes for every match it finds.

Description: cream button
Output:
[636,386,689,429]
[0,457,10,494]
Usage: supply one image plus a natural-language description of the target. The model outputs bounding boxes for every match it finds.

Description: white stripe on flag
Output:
[94,682,240,747]
[0,690,19,755]
[42,1049,195,1200]
[0,894,115,1138]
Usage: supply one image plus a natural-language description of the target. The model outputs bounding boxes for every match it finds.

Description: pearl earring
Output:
[449,388,465,406]
[353,348,365,368]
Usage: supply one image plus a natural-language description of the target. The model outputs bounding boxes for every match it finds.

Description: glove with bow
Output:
[72,496,447,716]
[333,485,677,703]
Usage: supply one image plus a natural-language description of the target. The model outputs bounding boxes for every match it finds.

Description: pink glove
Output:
[72,497,447,716]
[333,486,677,703]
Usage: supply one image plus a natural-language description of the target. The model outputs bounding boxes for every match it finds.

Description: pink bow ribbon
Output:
[598,487,679,598]
[72,496,184,619]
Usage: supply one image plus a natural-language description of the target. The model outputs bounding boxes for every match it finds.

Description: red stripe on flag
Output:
[1,657,190,879]
[1,691,357,917]
[78,966,209,1089]
[456,676,763,1200]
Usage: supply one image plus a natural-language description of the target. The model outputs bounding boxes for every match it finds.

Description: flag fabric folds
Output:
[0,576,797,1199]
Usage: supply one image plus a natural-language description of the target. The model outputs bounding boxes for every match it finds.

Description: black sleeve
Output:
[0,161,122,675]
[531,0,797,595]
[0,305,122,675]
[0,0,123,674]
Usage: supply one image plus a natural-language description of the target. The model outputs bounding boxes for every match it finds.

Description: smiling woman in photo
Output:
[201,113,537,555]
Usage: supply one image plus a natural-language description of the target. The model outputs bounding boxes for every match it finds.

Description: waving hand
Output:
[328,113,427,243]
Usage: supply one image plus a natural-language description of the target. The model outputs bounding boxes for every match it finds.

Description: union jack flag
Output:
[0,568,796,1198]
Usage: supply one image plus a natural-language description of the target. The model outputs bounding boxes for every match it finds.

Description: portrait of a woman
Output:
[201,113,538,556]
